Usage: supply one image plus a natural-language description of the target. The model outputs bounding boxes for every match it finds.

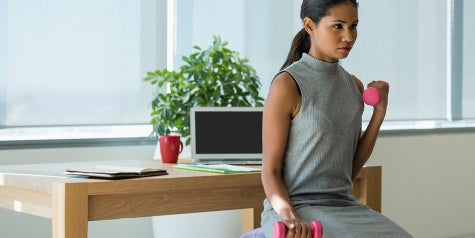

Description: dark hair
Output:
[280,0,359,70]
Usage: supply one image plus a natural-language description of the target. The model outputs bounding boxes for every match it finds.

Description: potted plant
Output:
[144,36,264,156]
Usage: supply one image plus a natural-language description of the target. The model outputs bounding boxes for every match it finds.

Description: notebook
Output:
[190,107,263,165]
[64,165,168,179]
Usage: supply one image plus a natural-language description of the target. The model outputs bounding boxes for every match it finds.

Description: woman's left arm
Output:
[351,77,389,179]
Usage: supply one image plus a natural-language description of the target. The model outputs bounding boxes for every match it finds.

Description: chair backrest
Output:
[350,166,382,212]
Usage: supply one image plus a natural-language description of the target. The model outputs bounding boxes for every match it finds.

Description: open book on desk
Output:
[64,165,168,179]
[173,164,261,174]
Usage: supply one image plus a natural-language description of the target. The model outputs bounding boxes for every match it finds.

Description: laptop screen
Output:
[190,107,263,164]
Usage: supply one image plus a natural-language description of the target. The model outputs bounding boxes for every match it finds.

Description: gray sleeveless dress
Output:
[260,54,411,238]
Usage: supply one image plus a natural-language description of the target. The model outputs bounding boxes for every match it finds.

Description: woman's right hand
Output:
[284,218,312,238]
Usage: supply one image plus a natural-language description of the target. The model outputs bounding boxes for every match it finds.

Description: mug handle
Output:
[178,141,183,154]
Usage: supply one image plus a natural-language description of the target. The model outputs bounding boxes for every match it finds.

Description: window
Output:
[463,0,475,118]
[1,0,474,146]
[0,0,165,127]
[171,0,301,99]
[174,0,474,124]
[342,0,448,121]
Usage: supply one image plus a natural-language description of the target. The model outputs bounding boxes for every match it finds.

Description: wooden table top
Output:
[0,159,263,195]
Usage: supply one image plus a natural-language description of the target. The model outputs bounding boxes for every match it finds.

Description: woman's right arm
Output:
[261,72,301,222]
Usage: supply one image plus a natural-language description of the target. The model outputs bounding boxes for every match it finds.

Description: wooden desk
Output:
[0,160,381,238]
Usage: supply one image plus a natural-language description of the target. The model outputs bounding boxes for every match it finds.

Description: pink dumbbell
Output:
[273,220,323,238]
[362,87,381,106]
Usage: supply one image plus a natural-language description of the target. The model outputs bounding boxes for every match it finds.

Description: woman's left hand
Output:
[367,80,389,113]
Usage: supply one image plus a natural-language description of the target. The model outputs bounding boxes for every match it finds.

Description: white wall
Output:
[1,131,475,238]
[368,131,475,238]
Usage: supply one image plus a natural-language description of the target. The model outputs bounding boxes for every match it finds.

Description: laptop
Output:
[190,107,263,165]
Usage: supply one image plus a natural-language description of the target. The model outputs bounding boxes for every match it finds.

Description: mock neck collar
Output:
[301,53,339,72]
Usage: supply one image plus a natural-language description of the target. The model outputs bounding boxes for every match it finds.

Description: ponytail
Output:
[280,28,310,70]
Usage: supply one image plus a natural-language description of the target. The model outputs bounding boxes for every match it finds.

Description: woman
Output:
[260,0,412,237]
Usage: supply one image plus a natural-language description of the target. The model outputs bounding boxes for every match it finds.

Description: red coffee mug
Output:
[159,135,183,163]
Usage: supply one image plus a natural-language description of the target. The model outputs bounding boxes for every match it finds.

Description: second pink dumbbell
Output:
[362,87,381,106]
[273,220,323,238]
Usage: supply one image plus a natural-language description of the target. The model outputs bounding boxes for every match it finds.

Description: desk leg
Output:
[242,206,263,233]
[52,183,88,238]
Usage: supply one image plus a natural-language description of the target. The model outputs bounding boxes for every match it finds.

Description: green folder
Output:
[173,164,261,174]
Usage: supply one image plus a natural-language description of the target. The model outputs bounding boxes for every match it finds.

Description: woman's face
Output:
[305,2,358,62]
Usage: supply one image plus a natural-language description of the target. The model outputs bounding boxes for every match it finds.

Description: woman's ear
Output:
[303,17,315,34]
